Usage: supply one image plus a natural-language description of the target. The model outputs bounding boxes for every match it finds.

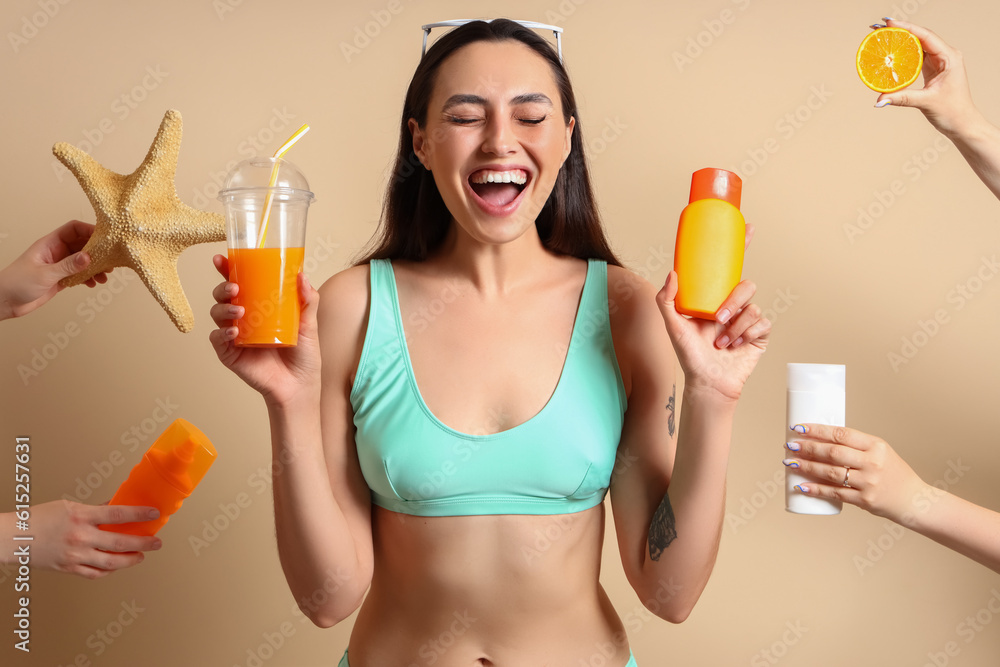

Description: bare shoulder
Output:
[606,264,667,339]
[605,264,676,396]
[317,263,370,321]
[317,264,371,384]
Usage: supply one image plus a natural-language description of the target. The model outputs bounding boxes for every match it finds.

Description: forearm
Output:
[0,512,15,564]
[0,269,15,321]
[945,112,1000,201]
[641,386,737,621]
[266,396,367,624]
[905,486,1000,574]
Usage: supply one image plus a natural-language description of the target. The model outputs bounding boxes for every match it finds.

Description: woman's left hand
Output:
[655,227,770,400]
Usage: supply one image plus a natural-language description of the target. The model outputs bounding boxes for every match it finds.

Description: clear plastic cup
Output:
[218,158,315,347]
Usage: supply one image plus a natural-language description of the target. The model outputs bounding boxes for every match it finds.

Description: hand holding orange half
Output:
[856,27,923,93]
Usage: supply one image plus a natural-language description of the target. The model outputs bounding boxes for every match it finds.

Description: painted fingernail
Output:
[791,424,807,434]
[785,441,801,452]
[783,458,800,468]
[717,309,732,324]
[716,335,730,348]
[226,326,239,339]
[148,509,160,519]
[882,16,895,21]
[870,23,886,29]
[229,305,243,316]
[795,484,810,493]
[875,99,891,108]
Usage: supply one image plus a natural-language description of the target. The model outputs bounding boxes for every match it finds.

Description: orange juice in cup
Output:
[219,157,314,347]
[228,246,305,346]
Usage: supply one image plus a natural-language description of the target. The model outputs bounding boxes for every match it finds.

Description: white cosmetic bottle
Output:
[786,363,846,515]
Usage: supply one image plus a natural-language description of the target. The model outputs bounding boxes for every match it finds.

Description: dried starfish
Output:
[54,109,225,333]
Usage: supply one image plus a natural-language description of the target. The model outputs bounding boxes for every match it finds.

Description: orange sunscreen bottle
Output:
[100,418,217,536]
[673,168,746,319]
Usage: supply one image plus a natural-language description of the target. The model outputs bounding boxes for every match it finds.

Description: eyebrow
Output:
[442,93,553,110]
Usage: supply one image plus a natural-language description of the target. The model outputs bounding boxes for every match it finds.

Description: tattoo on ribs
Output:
[649,492,678,561]
[666,383,676,437]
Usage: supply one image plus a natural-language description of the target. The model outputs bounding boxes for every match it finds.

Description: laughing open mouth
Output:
[468,169,528,207]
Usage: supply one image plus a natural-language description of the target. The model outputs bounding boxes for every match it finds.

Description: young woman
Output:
[210,19,770,666]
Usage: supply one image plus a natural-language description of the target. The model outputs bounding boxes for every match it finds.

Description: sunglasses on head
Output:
[420,19,564,63]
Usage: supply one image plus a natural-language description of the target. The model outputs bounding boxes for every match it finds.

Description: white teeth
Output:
[471,170,527,185]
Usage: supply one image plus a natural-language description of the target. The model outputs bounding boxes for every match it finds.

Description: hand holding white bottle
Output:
[786,363,845,515]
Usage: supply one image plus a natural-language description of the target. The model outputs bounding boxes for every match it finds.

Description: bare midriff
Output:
[347,503,632,667]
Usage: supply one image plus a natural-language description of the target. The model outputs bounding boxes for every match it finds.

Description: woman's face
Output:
[409,39,575,246]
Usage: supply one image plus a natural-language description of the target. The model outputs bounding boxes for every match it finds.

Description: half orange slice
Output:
[856,27,923,93]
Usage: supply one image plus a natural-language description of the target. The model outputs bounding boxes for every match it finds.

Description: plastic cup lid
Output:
[217,157,315,201]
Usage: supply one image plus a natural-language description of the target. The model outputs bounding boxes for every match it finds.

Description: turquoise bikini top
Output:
[350,258,627,517]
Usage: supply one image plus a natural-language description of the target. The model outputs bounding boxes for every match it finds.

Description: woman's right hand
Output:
[0,220,110,321]
[874,19,982,137]
[783,424,928,523]
[208,254,322,406]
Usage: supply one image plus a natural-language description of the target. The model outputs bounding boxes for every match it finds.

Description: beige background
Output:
[1,0,999,665]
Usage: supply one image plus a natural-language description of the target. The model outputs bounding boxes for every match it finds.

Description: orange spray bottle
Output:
[673,168,746,319]
[100,418,217,537]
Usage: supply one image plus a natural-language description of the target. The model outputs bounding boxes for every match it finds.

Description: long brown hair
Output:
[353,19,621,267]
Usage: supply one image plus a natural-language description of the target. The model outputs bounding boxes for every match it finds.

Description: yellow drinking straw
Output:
[256,123,310,248]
